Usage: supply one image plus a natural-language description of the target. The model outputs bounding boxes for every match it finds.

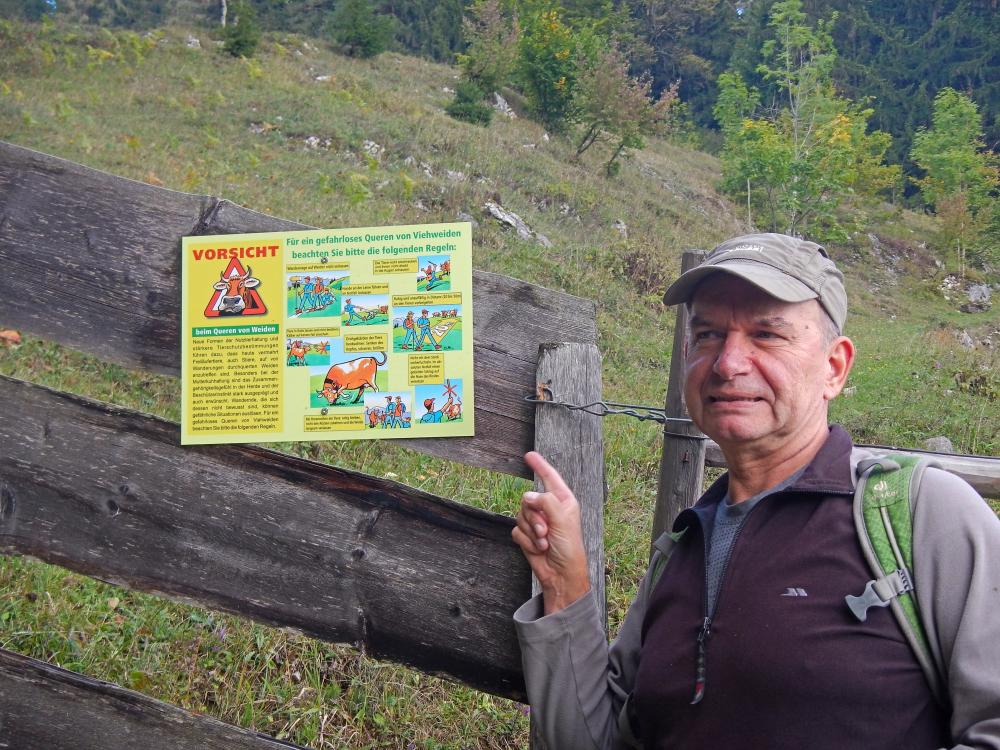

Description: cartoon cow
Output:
[316,353,387,404]
[214,267,260,315]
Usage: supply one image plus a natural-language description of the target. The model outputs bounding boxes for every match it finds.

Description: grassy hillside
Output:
[1,19,997,749]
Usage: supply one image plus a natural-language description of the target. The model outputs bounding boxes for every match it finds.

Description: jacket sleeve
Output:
[912,467,1000,750]
[513,546,669,750]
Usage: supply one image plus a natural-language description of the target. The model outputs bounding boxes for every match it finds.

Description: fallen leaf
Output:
[0,330,21,346]
[145,171,164,186]
[107,597,120,609]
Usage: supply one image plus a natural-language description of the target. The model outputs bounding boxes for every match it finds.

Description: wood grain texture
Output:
[0,140,597,477]
[0,375,531,701]
[532,343,606,619]
[652,251,706,541]
[0,648,306,750]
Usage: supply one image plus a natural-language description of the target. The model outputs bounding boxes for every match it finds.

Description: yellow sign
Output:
[180,222,474,445]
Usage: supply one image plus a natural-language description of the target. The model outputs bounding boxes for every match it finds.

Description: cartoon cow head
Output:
[213,267,260,314]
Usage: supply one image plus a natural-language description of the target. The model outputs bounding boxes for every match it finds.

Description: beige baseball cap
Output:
[662,233,847,332]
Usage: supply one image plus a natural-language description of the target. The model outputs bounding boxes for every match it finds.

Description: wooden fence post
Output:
[530,342,605,748]
[651,250,707,544]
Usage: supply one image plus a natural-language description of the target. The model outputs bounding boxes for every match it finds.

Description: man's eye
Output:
[693,330,717,341]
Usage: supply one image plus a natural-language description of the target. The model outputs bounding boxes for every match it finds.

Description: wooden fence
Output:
[0,140,606,747]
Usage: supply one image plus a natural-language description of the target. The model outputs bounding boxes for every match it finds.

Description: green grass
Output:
[0,17,998,749]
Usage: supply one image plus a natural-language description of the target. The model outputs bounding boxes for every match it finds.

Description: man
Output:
[344,297,364,326]
[414,309,439,351]
[382,395,396,428]
[401,310,417,349]
[512,233,1000,749]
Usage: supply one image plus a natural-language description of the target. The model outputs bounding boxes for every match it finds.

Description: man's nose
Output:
[712,335,753,379]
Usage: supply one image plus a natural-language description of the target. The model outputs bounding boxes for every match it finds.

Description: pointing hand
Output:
[512,451,591,615]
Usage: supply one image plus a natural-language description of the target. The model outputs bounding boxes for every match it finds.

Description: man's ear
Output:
[824,336,855,401]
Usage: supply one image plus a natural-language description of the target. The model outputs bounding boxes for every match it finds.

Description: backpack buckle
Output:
[846,568,915,622]
[846,579,891,622]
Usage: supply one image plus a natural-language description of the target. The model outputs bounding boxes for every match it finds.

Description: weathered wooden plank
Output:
[0,140,597,477]
[531,343,606,618]
[530,342,606,750]
[652,251,706,541]
[0,375,531,701]
[704,441,1000,499]
[0,648,306,750]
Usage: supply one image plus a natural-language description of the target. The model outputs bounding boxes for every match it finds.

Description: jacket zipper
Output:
[690,498,767,705]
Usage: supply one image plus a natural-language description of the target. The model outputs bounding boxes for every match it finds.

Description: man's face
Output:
[683,274,851,455]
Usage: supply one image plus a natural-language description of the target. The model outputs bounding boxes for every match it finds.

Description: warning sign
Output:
[204,258,268,317]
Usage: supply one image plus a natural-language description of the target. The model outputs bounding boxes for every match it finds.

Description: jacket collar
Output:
[669,425,855,535]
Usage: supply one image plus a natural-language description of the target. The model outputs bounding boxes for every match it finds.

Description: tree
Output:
[457,0,521,95]
[573,42,679,175]
[713,0,898,240]
[330,0,394,58]
[910,88,999,274]
[223,1,261,57]
[516,6,580,133]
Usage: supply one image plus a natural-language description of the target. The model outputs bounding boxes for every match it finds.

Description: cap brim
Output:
[663,262,818,306]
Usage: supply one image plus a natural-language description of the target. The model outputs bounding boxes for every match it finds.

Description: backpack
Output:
[846,454,947,707]
[649,454,947,706]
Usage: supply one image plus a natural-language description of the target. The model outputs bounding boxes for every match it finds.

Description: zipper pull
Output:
[691,617,711,705]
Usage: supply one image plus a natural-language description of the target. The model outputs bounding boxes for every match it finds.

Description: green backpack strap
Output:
[846,454,947,706]
[650,526,687,588]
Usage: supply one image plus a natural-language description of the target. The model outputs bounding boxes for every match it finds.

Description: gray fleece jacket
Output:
[514,441,1000,750]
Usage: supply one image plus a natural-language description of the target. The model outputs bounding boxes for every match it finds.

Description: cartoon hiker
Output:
[382,395,397,428]
[313,277,327,310]
[302,276,317,311]
[344,297,365,326]
[401,310,417,349]
[414,309,439,351]
[291,277,304,314]
[423,261,439,290]
[419,397,443,424]
[394,395,408,427]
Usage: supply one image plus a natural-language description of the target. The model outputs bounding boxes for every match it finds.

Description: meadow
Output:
[0,19,997,749]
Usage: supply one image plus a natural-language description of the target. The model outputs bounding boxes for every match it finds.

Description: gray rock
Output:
[492,92,516,118]
[456,212,479,228]
[922,436,955,454]
[961,283,992,313]
[185,35,201,49]
[483,201,551,247]
[362,140,385,162]
[613,220,628,239]
[957,330,975,349]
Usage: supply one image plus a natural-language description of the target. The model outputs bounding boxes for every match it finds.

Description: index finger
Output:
[524,451,573,500]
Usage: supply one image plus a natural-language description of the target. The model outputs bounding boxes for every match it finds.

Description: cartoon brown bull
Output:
[316,353,387,404]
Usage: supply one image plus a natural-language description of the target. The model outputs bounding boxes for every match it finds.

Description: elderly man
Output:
[512,234,1000,749]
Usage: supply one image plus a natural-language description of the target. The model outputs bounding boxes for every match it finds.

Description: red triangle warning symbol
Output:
[204,258,268,317]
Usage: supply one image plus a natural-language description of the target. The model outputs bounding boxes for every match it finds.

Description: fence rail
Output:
[0,647,308,750]
[0,374,531,700]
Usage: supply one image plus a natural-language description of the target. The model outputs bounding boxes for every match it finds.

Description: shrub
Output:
[223,1,261,58]
[330,0,394,59]
[446,81,493,126]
